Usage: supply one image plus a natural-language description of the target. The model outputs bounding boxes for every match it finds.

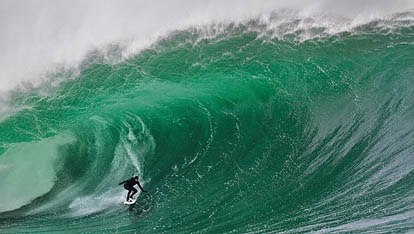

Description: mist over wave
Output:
[0,1,414,233]
[0,0,413,93]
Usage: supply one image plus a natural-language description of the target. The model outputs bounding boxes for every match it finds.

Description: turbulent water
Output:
[0,9,414,233]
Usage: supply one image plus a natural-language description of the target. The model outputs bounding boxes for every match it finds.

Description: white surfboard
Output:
[124,199,136,205]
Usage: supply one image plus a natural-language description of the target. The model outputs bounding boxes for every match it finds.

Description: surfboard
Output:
[124,199,136,205]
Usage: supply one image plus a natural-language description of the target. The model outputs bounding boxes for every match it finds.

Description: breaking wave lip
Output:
[0,133,76,213]
[1,8,413,104]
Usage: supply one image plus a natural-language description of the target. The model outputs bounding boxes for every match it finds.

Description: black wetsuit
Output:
[119,177,146,201]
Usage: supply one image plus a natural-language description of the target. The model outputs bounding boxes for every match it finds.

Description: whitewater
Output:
[0,0,414,233]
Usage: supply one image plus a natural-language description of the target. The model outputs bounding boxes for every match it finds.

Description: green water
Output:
[1,11,414,233]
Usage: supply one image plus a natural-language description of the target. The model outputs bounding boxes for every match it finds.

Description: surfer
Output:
[119,176,147,202]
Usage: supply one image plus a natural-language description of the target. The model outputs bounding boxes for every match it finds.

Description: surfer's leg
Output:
[126,189,132,201]
[130,187,137,199]
[124,184,133,201]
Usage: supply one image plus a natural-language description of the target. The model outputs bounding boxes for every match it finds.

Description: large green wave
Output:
[1,11,414,233]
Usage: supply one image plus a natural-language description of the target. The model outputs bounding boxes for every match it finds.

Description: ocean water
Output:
[0,5,414,233]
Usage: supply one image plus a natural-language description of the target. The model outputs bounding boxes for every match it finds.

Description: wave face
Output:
[1,10,414,233]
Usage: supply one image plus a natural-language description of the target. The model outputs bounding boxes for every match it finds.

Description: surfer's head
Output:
[134,176,138,181]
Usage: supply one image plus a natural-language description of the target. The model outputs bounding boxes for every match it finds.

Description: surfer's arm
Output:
[119,180,127,185]
[137,182,147,193]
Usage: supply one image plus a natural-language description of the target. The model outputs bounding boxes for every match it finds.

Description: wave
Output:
[1,10,414,233]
